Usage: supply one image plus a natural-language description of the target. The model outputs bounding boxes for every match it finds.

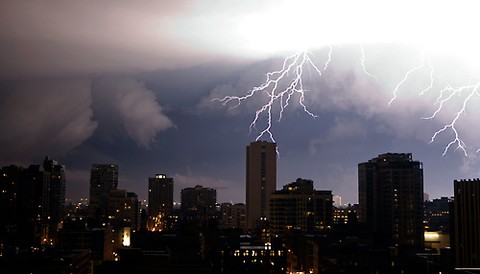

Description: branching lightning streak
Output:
[324,45,333,71]
[422,82,480,156]
[389,49,433,106]
[390,48,480,156]
[360,44,377,81]
[215,41,478,158]
[213,49,327,143]
[214,45,381,145]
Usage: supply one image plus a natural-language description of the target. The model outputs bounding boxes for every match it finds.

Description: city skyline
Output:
[1,151,461,205]
[1,1,480,205]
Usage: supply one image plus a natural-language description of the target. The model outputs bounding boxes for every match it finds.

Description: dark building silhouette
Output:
[41,157,66,244]
[59,220,113,262]
[424,197,451,232]
[0,165,43,249]
[269,178,332,236]
[358,153,424,253]
[453,178,480,268]
[0,157,66,249]
[246,141,277,230]
[88,164,118,219]
[148,174,173,230]
[107,189,140,231]
[0,249,91,274]
[181,185,217,221]
[219,203,246,229]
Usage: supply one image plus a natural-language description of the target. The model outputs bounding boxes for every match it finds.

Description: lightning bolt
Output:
[215,42,480,158]
[213,49,328,143]
[422,82,480,156]
[360,44,377,81]
[389,48,480,156]
[388,49,434,106]
[214,45,380,146]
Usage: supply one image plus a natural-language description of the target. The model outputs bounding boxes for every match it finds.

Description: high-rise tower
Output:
[148,174,174,220]
[246,141,277,230]
[358,153,424,253]
[41,157,66,244]
[0,157,65,248]
[453,178,480,268]
[88,164,118,219]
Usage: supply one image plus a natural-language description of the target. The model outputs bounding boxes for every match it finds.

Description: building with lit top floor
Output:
[148,173,174,231]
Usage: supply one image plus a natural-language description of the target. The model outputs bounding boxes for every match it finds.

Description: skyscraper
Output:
[246,141,277,230]
[453,178,480,267]
[148,174,174,222]
[88,164,118,219]
[0,157,66,248]
[41,157,66,244]
[358,153,424,252]
[0,165,43,248]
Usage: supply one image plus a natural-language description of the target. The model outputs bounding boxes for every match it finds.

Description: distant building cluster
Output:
[1,144,480,273]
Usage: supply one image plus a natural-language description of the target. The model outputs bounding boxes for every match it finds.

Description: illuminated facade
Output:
[108,189,139,231]
[358,153,424,252]
[222,241,286,274]
[246,141,277,230]
[333,204,358,225]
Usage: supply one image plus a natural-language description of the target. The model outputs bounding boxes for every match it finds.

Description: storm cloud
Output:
[92,77,173,149]
[1,1,479,204]
[0,79,97,163]
[0,0,211,79]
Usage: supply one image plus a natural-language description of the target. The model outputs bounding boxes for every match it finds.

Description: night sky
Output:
[1,0,479,204]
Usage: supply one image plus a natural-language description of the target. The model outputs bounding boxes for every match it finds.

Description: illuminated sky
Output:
[1,0,479,204]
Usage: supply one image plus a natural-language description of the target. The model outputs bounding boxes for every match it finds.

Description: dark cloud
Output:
[1,1,478,205]
[92,77,173,149]
[0,79,97,163]
[0,0,212,79]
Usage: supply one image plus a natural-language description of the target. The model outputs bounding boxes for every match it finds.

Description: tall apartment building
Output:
[246,141,277,230]
[148,174,174,218]
[358,153,424,252]
[40,157,66,244]
[0,157,66,248]
[453,179,480,268]
[88,164,118,219]
[181,185,217,221]
[269,178,332,236]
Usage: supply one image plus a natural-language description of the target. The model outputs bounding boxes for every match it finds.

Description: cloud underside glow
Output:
[185,0,480,156]
[176,0,478,65]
